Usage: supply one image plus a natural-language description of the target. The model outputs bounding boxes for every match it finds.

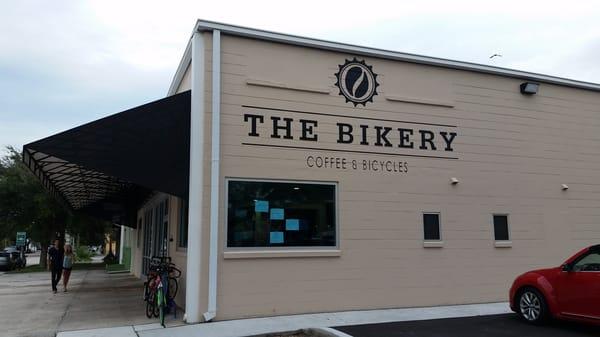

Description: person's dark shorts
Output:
[63,267,72,272]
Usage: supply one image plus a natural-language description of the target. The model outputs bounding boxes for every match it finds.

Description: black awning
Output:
[23,91,190,225]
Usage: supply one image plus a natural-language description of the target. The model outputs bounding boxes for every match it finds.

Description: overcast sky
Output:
[2,1,600,156]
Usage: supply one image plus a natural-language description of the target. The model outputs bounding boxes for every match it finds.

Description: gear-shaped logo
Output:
[335,58,379,106]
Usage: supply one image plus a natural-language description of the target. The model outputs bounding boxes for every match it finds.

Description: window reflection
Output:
[227,180,336,247]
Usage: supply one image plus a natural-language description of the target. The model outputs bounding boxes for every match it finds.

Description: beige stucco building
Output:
[24,20,600,324]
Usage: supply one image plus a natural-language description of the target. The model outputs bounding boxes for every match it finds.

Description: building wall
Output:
[168,58,193,309]
[131,60,194,304]
[131,193,188,308]
[121,226,133,269]
[177,64,192,92]
[132,212,143,278]
[169,196,188,308]
[210,34,600,320]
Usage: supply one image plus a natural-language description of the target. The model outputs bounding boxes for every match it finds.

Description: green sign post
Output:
[16,232,26,247]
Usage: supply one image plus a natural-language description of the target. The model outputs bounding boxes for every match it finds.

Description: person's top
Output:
[48,246,63,269]
[63,254,73,269]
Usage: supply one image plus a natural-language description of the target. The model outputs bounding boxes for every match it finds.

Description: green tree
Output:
[67,211,112,246]
[0,147,69,267]
[0,147,111,267]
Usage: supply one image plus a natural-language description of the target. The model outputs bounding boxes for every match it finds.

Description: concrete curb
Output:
[245,328,354,337]
[306,327,354,337]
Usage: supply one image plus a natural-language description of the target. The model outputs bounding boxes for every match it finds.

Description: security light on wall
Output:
[450,177,459,185]
[561,184,569,190]
[520,82,540,95]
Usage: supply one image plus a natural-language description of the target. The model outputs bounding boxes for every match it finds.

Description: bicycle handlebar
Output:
[147,256,181,278]
[150,256,171,263]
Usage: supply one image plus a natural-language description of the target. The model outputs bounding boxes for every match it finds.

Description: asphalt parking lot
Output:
[336,314,600,337]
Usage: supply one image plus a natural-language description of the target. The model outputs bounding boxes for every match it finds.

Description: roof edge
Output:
[186,19,600,93]
[167,38,192,96]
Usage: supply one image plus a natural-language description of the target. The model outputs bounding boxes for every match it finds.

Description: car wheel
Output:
[517,288,548,324]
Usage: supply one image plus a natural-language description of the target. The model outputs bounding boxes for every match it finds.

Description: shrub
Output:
[75,245,92,262]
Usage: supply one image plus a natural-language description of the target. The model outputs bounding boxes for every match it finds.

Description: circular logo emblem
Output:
[335,58,379,106]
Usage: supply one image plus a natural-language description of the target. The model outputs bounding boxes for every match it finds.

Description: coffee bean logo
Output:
[335,58,379,106]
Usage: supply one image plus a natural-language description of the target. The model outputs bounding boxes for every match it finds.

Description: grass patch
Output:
[7,264,46,273]
[7,262,104,273]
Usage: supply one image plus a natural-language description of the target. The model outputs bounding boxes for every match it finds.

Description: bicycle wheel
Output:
[143,281,149,301]
[145,293,155,318]
[167,277,178,300]
[169,265,182,278]
[153,304,160,317]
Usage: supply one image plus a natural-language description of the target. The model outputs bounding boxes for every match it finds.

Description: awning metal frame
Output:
[23,148,132,210]
[22,91,191,225]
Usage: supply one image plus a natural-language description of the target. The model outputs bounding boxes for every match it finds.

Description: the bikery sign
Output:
[240,59,458,173]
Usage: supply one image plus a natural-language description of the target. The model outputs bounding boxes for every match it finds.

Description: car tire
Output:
[516,287,549,324]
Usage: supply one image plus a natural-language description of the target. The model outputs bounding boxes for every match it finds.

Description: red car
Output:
[509,244,600,324]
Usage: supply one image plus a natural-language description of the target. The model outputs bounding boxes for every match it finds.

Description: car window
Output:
[573,252,600,272]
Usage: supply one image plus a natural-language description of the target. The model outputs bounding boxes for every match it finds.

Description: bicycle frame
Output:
[143,256,181,326]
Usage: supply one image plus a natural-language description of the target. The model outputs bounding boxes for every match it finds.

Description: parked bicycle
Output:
[143,256,181,327]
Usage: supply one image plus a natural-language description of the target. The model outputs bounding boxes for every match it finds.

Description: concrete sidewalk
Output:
[1,267,183,337]
[135,302,511,337]
[57,323,165,337]
[2,266,510,337]
[52,302,511,337]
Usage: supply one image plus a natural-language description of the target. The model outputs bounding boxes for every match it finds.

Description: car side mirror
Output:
[562,263,572,272]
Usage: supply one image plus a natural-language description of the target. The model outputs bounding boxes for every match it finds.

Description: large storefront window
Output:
[141,198,169,275]
[227,180,336,248]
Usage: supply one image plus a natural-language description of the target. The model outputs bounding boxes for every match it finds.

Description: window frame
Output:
[492,213,511,242]
[136,218,142,248]
[571,250,600,272]
[177,198,188,251]
[224,177,339,251]
[422,212,442,243]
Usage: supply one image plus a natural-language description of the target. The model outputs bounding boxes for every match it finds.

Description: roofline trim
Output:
[176,19,600,93]
[167,38,192,96]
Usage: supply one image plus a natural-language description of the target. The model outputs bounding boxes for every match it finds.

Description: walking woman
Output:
[62,244,74,292]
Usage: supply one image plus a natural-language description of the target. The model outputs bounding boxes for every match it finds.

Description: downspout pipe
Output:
[185,30,206,324]
[203,29,221,322]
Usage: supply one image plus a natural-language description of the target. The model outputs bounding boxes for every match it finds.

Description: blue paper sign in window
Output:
[285,219,299,231]
[270,231,284,244]
[270,208,284,220]
[255,200,269,213]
